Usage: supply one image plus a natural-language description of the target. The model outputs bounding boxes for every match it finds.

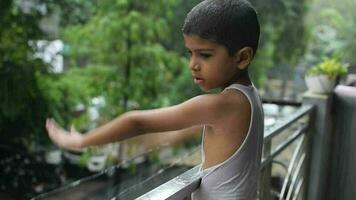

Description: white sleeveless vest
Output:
[192,84,264,200]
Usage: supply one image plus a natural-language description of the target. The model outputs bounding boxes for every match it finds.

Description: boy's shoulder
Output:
[220,89,251,113]
[167,89,252,130]
[194,89,250,117]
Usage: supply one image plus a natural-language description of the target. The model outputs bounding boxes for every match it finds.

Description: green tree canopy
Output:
[62,0,188,124]
[0,0,52,146]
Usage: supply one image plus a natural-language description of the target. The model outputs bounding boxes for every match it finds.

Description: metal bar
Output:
[136,165,202,200]
[261,124,308,169]
[259,140,272,200]
[271,160,288,173]
[292,178,304,200]
[279,135,305,200]
[286,154,306,200]
[262,98,302,107]
[264,105,314,142]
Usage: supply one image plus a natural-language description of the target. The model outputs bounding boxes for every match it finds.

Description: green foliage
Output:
[79,148,96,167]
[105,154,114,166]
[307,56,348,79]
[249,0,308,83]
[163,0,201,54]
[256,0,307,64]
[52,0,98,27]
[37,65,118,128]
[62,0,188,118]
[128,160,138,174]
[0,0,53,147]
[304,0,356,71]
[147,149,161,164]
[321,8,355,61]
[79,148,95,168]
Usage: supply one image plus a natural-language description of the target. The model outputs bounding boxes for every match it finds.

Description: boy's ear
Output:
[234,47,253,70]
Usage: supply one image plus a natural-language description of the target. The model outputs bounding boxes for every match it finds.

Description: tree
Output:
[304,0,356,69]
[0,0,52,147]
[0,0,67,197]
[63,0,188,121]
[250,0,308,83]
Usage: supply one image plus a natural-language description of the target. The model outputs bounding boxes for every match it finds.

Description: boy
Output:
[46,0,264,199]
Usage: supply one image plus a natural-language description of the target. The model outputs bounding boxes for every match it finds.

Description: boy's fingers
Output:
[71,125,81,136]
[46,118,52,131]
[50,119,59,131]
[46,119,51,131]
[48,121,54,136]
[70,125,75,133]
[50,121,58,136]
[53,119,66,132]
[46,118,50,128]
[50,118,57,127]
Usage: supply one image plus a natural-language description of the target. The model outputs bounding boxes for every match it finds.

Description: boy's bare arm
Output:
[46,94,232,150]
[126,125,202,149]
[81,94,228,146]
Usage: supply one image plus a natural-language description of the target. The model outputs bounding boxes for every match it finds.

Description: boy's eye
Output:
[186,50,192,57]
[200,53,212,58]
[185,50,212,59]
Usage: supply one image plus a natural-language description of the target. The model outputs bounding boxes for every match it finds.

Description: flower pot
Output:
[63,149,84,165]
[305,75,336,94]
[45,150,62,164]
[87,155,107,172]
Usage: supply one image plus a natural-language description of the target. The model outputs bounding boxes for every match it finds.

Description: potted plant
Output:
[305,57,348,94]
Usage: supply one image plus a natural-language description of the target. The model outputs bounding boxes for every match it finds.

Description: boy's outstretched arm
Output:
[125,125,202,149]
[46,94,230,150]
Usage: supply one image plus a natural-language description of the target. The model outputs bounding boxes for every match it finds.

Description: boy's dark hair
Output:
[182,0,260,56]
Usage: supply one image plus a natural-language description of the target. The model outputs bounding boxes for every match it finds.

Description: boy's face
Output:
[184,34,239,91]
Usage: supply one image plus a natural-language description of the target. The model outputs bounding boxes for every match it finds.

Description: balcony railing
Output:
[33,91,338,200]
[137,104,315,200]
[259,105,314,200]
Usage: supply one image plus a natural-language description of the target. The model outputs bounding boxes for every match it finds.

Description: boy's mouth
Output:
[193,76,204,84]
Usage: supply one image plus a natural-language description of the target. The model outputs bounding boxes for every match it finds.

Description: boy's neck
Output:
[235,74,252,86]
[222,70,252,90]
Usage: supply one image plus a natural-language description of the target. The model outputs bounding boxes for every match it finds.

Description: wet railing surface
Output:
[136,166,202,200]
[30,144,201,200]
[137,104,315,200]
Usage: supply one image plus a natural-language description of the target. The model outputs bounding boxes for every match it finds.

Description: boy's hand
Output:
[45,118,83,151]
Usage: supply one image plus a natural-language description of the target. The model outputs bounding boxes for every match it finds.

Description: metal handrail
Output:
[260,123,308,169]
[136,166,202,200]
[264,105,314,142]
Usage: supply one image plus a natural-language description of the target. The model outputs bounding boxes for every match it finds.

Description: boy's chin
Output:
[199,85,218,92]
[198,85,209,92]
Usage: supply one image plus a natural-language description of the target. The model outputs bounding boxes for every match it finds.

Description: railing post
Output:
[259,140,272,200]
[302,91,334,200]
[329,85,356,200]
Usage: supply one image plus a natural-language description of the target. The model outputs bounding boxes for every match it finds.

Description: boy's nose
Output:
[190,64,200,71]
[189,60,201,71]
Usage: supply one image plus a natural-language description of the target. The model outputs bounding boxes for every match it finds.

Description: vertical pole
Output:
[302,91,333,200]
[259,141,272,200]
[329,86,356,200]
